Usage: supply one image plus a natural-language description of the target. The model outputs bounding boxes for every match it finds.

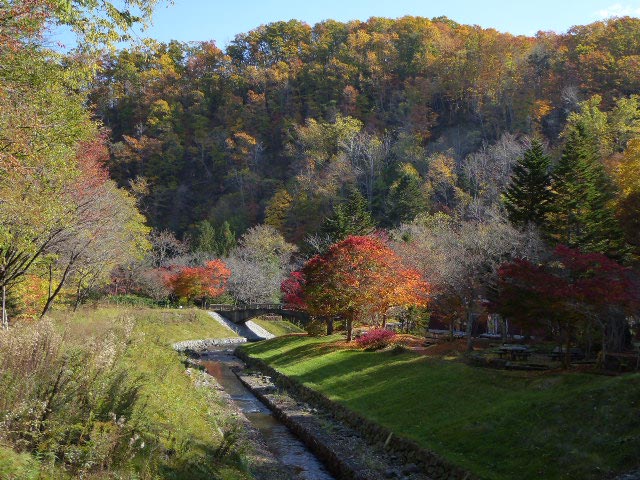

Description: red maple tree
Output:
[281,270,306,309]
[296,236,429,341]
[491,245,639,364]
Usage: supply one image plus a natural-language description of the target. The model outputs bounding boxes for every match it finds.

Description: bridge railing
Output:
[209,303,304,312]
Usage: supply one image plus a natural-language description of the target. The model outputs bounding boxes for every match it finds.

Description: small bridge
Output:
[209,303,310,325]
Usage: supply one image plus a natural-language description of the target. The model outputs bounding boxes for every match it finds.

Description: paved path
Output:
[245,320,275,340]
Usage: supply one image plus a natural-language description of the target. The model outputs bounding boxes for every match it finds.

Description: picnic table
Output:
[497,345,532,361]
[549,347,584,361]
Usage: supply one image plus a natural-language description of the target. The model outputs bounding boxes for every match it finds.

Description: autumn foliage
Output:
[491,245,639,359]
[162,260,231,302]
[292,235,428,341]
[281,270,306,309]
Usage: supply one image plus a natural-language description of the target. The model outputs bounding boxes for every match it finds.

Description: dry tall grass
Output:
[0,317,144,477]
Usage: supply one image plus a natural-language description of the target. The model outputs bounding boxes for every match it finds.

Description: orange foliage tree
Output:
[162,260,231,303]
[298,235,428,341]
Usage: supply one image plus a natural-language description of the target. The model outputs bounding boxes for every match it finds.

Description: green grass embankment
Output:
[65,308,250,480]
[250,317,304,337]
[0,445,43,480]
[1,307,250,480]
[240,335,640,480]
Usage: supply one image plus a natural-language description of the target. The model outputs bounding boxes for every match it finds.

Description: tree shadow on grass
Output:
[246,337,345,367]
[250,338,640,479]
[292,352,640,480]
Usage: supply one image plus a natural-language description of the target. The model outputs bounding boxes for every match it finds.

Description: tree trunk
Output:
[346,316,354,342]
[382,313,387,329]
[605,308,630,353]
[466,308,474,351]
[2,285,7,330]
[326,318,334,335]
[599,325,607,369]
[500,316,508,343]
[74,282,82,312]
[585,323,593,359]
[563,332,572,369]
[41,262,73,318]
[48,264,53,300]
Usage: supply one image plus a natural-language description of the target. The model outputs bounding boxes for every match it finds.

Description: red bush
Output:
[355,328,396,350]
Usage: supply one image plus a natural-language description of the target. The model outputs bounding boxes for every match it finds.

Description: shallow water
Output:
[200,350,334,480]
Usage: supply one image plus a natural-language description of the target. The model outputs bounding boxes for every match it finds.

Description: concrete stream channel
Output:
[200,348,334,480]
[177,312,335,480]
[175,313,443,480]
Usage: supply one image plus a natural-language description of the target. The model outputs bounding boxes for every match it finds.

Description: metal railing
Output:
[209,303,303,312]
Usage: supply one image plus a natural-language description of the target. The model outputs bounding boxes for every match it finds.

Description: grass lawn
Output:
[251,317,305,337]
[48,307,250,480]
[0,445,43,480]
[240,335,640,480]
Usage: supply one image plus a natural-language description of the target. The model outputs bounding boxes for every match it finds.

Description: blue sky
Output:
[50,1,640,49]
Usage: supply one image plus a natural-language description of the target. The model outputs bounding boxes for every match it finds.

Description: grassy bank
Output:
[250,317,304,337]
[240,335,640,480]
[0,307,251,480]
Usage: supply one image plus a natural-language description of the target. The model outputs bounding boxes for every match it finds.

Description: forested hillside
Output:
[2,6,640,478]
[91,15,640,247]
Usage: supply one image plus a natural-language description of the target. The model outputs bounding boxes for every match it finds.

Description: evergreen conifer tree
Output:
[322,187,375,242]
[194,220,217,253]
[215,221,237,256]
[548,127,627,258]
[503,140,552,228]
[385,164,427,225]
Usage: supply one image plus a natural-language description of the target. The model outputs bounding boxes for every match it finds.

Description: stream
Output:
[200,349,335,480]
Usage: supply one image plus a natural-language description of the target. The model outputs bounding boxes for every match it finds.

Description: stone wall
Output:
[173,337,246,353]
[235,348,476,480]
[239,373,386,480]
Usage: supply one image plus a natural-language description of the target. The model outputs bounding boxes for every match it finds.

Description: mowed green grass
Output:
[240,335,640,480]
[251,317,305,336]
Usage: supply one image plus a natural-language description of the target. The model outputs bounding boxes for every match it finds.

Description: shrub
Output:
[355,328,396,350]
[390,343,411,355]
[305,319,326,336]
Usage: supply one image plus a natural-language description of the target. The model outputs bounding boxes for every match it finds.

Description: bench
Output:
[498,345,532,361]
